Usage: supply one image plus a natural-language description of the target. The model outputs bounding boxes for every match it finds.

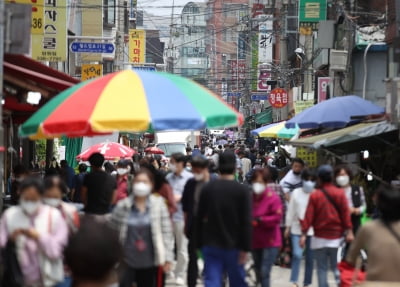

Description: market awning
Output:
[4,54,80,97]
[289,121,398,153]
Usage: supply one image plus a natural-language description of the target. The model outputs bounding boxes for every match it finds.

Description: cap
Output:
[117,159,130,167]
[318,165,333,178]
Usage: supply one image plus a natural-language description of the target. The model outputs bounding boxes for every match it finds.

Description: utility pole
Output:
[279,1,288,120]
[0,0,5,202]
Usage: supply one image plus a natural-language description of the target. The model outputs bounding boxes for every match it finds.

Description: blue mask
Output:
[303,180,315,193]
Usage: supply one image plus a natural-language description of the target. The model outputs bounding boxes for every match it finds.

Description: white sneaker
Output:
[175,277,185,286]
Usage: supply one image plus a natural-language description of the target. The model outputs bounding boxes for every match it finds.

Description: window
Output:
[223,29,237,42]
[103,60,114,74]
[103,0,116,27]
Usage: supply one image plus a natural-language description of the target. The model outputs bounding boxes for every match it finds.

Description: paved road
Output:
[166,262,337,287]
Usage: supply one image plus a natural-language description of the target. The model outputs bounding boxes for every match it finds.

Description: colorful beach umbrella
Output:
[251,121,299,139]
[19,70,243,139]
[76,142,136,161]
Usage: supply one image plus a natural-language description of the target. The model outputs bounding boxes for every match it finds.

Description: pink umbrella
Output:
[144,146,165,155]
[76,142,136,161]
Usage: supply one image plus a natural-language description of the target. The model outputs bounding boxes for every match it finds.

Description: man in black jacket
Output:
[182,156,213,287]
[196,151,252,287]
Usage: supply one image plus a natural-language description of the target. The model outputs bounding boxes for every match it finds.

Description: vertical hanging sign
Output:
[31,0,67,61]
[129,29,146,63]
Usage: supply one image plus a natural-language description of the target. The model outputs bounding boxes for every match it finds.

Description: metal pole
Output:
[0,0,5,204]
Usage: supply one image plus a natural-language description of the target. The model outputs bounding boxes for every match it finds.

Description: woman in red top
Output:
[251,168,283,287]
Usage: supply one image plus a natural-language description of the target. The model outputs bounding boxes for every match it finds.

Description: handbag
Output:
[1,240,24,287]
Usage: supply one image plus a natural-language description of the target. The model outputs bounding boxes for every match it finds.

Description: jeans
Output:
[173,221,188,279]
[202,246,248,287]
[290,235,313,286]
[54,277,72,287]
[252,247,279,287]
[313,248,340,287]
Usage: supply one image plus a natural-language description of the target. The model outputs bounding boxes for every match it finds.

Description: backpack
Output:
[351,185,362,208]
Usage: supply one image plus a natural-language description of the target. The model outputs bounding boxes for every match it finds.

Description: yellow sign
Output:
[6,0,44,34]
[129,29,146,63]
[297,147,318,168]
[81,64,103,81]
[32,0,67,62]
[295,100,314,114]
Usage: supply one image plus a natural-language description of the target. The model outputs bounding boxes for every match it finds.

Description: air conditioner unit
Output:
[330,50,348,71]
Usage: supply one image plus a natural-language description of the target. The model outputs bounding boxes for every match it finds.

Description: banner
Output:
[318,77,331,102]
[81,64,103,81]
[238,33,246,60]
[6,0,44,34]
[32,0,67,61]
[129,29,146,63]
[251,34,258,91]
[230,60,246,87]
[257,69,272,92]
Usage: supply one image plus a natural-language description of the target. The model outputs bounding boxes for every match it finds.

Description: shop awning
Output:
[4,54,80,96]
[289,121,398,153]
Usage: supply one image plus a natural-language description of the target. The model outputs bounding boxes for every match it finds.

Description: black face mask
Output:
[293,171,301,175]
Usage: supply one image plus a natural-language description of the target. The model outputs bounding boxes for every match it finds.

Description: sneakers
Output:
[175,277,185,286]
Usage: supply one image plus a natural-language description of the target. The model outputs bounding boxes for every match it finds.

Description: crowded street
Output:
[1,0,400,287]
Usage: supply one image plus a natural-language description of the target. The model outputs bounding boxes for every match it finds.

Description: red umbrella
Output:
[144,146,165,155]
[76,142,136,161]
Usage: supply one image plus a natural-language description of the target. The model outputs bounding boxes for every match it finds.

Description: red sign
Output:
[269,88,288,108]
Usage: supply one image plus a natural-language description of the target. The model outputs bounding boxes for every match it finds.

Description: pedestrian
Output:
[182,156,214,287]
[45,157,60,177]
[280,158,305,201]
[196,151,252,287]
[70,163,87,203]
[115,159,132,203]
[251,168,283,287]
[81,153,117,216]
[334,165,366,234]
[10,164,29,205]
[43,176,80,287]
[64,217,122,287]
[0,177,68,287]
[238,150,252,181]
[110,169,174,287]
[60,160,76,191]
[300,165,354,287]
[43,176,80,233]
[345,186,400,285]
[285,169,316,287]
[166,152,193,285]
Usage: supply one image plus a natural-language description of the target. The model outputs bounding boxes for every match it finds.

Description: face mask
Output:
[302,180,316,193]
[117,168,128,175]
[194,173,204,181]
[169,164,177,173]
[43,198,62,208]
[293,171,301,176]
[133,182,152,197]
[252,183,266,195]
[336,175,350,187]
[20,200,40,215]
[15,177,23,183]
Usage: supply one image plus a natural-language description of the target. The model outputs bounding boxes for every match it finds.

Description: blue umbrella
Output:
[285,95,385,129]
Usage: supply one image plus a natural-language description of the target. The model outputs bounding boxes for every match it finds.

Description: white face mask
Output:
[302,180,316,193]
[20,200,41,215]
[169,163,177,173]
[43,198,62,208]
[336,175,350,187]
[193,173,204,181]
[133,182,152,197]
[117,168,128,175]
[252,183,266,195]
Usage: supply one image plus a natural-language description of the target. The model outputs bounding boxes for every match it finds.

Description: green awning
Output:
[254,108,272,125]
[290,121,397,152]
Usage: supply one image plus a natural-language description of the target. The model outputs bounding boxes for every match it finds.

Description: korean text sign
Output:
[32,0,67,61]
[129,29,146,63]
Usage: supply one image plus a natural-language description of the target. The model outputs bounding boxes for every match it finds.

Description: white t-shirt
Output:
[286,187,314,236]
[311,236,342,250]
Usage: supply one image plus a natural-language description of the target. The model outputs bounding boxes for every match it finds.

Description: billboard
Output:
[81,64,103,81]
[258,18,273,63]
[129,29,146,63]
[5,0,44,34]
